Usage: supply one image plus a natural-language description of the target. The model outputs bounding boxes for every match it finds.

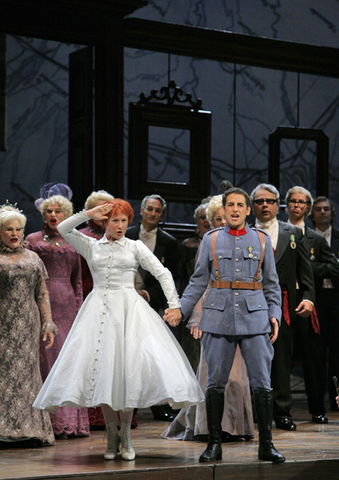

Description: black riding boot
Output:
[199,388,224,462]
[254,390,285,463]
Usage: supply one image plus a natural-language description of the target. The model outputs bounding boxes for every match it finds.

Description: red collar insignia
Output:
[228,227,246,236]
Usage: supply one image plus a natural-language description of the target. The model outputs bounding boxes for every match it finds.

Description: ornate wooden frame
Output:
[268,126,329,196]
[128,81,211,202]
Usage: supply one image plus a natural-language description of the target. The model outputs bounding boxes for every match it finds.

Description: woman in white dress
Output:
[34,199,203,461]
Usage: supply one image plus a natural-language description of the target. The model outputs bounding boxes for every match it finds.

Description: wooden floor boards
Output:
[1,400,339,480]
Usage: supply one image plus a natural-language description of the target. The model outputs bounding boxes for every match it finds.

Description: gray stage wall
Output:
[1,1,339,232]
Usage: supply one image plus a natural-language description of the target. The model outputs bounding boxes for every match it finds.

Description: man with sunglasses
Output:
[250,183,315,431]
[286,187,339,421]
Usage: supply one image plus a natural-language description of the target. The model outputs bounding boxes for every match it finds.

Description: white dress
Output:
[33,211,204,413]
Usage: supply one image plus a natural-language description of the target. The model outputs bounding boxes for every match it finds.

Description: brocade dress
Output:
[26,225,90,437]
[0,242,56,445]
[33,212,204,414]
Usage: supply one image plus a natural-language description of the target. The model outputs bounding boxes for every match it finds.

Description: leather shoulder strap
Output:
[210,230,221,287]
[253,229,266,282]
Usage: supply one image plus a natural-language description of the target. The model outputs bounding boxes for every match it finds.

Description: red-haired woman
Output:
[34,200,203,461]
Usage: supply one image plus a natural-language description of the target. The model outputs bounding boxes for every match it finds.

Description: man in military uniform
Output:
[165,187,284,464]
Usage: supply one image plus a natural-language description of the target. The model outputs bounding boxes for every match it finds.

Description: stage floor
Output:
[1,400,339,480]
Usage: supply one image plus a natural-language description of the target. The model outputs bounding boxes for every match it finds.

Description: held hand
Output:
[295,300,313,318]
[86,202,112,222]
[42,332,55,350]
[336,396,339,408]
[190,325,203,339]
[163,308,182,327]
[269,318,279,344]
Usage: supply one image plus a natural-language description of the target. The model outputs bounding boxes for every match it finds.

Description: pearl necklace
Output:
[43,234,67,247]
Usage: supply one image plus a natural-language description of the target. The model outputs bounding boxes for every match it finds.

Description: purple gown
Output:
[26,225,90,437]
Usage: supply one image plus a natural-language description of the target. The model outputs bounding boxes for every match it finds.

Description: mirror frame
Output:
[268,126,329,196]
[128,101,211,202]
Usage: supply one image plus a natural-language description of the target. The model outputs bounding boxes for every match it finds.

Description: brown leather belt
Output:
[211,280,263,290]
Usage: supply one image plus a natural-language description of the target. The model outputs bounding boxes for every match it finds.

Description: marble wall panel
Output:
[130,0,339,48]
[1,37,82,233]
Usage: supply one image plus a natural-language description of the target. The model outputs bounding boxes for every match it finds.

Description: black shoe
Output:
[312,414,328,424]
[151,405,174,422]
[199,442,222,462]
[275,417,296,431]
[259,441,285,463]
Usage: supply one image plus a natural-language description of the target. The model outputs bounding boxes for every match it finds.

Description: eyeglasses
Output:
[253,198,277,206]
[288,199,309,205]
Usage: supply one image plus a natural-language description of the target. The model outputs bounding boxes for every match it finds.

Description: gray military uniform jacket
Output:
[180,224,282,336]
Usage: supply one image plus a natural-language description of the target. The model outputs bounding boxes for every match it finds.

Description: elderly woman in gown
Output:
[162,194,254,442]
[26,184,89,438]
[0,202,57,446]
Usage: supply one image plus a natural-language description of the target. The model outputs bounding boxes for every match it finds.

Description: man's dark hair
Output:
[310,195,336,224]
[222,187,250,208]
[218,179,234,195]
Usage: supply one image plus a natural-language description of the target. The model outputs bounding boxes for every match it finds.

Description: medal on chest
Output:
[290,235,296,249]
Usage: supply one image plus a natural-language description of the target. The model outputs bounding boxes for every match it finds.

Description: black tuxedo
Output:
[313,226,339,406]
[330,227,339,289]
[125,223,178,313]
[270,221,315,421]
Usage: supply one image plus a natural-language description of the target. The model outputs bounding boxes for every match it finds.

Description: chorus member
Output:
[177,202,211,372]
[250,183,315,431]
[33,200,203,461]
[79,190,114,299]
[162,194,254,442]
[310,196,339,411]
[26,184,89,438]
[125,194,180,421]
[0,202,57,446]
[177,202,211,296]
[286,186,339,423]
[165,188,285,464]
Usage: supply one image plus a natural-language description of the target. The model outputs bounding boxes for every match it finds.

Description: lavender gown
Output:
[26,226,90,437]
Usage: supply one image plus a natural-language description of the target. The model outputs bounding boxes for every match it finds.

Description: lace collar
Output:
[0,238,27,254]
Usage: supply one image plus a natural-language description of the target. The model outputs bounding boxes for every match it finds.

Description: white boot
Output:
[104,421,120,460]
[120,422,135,460]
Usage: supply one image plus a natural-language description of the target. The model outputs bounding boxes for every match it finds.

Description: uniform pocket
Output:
[245,292,268,312]
[242,249,261,278]
[209,249,233,279]
[204,289,227,311]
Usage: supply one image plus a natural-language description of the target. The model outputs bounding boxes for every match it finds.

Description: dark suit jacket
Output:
[304,226,339,293]
[125,223,178,312]
[275,221,315,322]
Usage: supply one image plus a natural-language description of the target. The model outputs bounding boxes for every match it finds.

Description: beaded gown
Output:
[0,242,56,445]
[33,212,204,414]
[26,225,90,437]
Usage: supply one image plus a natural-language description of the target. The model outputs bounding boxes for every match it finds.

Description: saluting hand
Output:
[86,202,113,222]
